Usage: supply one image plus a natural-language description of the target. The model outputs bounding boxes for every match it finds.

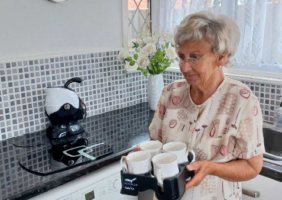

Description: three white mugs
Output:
[120,141,195,188]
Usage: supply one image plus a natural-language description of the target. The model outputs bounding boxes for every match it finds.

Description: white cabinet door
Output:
[242,175,282,200]
[29,162,137,200]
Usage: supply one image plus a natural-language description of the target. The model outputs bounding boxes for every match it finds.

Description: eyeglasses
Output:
[177,54,206,67]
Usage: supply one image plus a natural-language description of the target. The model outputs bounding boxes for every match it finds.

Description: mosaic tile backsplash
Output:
[0,50,147,141]
[162,71,282,124]
[1,52,282,141]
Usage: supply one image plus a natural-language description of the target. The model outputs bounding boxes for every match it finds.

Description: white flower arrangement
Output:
[118,32,177,76]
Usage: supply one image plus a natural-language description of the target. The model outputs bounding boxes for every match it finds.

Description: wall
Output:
[0,0,150,141]
[0,0,123,60]
[242,175,282,200]
[1,0,281,141]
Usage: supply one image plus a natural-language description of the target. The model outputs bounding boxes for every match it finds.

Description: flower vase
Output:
[147,74,164,110]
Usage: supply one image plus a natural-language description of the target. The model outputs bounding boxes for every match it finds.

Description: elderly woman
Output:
[149,11,265,200]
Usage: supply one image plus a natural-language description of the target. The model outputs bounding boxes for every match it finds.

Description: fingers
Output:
[185,172,203,190]
[186,162,200,171]
[185,161,207,190]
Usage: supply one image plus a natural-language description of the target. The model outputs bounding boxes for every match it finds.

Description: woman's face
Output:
[177,39,223,87]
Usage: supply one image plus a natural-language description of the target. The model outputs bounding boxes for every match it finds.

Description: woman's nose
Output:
[180,62,193,73]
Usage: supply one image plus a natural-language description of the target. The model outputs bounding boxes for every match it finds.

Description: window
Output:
[127,0,151,40]
[152,0,282,78]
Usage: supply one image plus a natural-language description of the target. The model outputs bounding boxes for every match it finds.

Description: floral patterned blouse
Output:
[149,77,265,200]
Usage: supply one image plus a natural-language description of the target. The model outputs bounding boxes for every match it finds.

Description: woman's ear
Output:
[217,54,228,67]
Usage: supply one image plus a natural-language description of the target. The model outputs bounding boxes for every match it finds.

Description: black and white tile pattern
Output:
[1,54,281,141]
[0,51,148,140]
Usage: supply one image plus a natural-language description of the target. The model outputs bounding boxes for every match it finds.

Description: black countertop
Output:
[0,103,152,200]
[0,102,282,200]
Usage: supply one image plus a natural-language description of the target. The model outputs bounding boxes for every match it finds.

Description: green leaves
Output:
[165,42,169,48]
[119,32,176,76]
[161,43,169,50]
[133,42,139,49]
[130,61,135,66]
[134,53,171,75]
[141,47,171,75]
[125,57,132,62]
[154,49,164,62]
[147,64,154,74]
[133,54,138,60]
[137,67,148,76]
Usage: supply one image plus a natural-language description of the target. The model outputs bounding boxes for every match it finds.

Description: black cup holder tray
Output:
[120,162,195,200]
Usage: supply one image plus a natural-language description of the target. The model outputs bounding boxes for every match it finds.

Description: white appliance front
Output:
[30,162,137,200]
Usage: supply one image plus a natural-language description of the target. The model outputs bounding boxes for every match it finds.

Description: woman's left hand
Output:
[185,160,214,190]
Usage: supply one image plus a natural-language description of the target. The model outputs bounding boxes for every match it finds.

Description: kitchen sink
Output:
[263,127,282,166]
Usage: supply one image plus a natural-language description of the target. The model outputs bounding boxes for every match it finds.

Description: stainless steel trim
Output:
[242,189,260,198]
[263,157,282,167]
[263,152,282,161]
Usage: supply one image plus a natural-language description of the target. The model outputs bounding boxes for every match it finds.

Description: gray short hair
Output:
[174,11,240,68]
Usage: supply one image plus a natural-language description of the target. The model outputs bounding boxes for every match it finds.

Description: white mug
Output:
[163,142,195,164]
[140,140,163,159]
[120,151,152,174]
[152,153,179,189]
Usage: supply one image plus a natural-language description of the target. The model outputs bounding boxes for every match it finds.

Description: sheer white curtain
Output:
[152,0,282,75]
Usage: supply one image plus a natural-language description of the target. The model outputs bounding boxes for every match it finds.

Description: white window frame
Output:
[122,0,153,73]
[122,0,152,49]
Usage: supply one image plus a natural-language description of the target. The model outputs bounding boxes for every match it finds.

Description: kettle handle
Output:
[64,77,83,89]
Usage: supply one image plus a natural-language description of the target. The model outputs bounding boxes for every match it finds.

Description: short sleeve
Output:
[233,96,265,159]
[149,84,171,142]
